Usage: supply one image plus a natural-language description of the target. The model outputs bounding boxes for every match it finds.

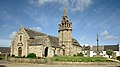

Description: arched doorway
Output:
[63,49,65,55]
[18,47,22,56]
[45,47,48,57]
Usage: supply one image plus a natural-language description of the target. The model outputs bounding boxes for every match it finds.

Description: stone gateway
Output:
[11,7,81,57]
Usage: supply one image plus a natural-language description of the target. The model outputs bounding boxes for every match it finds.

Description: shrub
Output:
[11,54,15,57]
[73,54,77,56]
[15,56,22,58]
[23,55,25,58]
[27,53,36,59]
[78,59,82,62]
[37,57,42,59]
[77,52,84,56]
[117,56,120,61]
[91,59,95,62]
[54,54,58,57]
[0,57,3,60]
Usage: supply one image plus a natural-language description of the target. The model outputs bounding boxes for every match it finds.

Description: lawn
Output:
[50,56,109,62]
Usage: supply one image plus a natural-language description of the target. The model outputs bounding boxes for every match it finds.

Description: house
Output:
[0,47,10,54]
[82,44,120,58]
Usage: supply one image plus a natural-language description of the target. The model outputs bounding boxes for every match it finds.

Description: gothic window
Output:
[20,35,22,41]
[62,23,64,25]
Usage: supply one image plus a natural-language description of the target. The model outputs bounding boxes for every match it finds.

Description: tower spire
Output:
[63,5,66,16]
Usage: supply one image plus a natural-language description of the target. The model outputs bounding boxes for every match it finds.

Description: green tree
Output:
[106,49,113,58]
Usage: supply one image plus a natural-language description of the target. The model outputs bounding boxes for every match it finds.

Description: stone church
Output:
[11,7,81,57]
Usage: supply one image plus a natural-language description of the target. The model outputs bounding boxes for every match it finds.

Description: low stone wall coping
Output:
[51,62,120,65]
[8,58,120,65]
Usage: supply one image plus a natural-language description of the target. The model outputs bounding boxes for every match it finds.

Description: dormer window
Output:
[20,35,22,41]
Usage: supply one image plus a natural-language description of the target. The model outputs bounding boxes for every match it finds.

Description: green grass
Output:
[50,56,109,62]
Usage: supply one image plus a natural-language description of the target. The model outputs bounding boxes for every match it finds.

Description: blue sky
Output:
[0,0,120,47]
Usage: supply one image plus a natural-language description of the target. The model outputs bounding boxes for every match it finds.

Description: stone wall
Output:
[72,45,82,55]
[8,58,47,63]
[29,46,43,57]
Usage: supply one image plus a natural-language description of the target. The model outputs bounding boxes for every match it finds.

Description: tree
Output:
[106,49,113,58]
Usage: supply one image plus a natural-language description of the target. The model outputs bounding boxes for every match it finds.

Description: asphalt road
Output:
[0,60,120,67]
[0,63,120,67]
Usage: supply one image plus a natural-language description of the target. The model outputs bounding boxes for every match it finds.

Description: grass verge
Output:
[50,56,109,62]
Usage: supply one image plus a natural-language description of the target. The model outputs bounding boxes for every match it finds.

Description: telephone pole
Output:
[97,34,99,55]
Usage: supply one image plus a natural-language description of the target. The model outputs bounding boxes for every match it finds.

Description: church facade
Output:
[11,7,81,57]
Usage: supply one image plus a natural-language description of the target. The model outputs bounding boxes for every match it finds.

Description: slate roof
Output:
[48,35,60,48]
[24,27,81,48]
[90,46,104,51]
[29,36,46,45]
[0,47,10,53]
[85,44,119,51]
[82,46,90,51]
[104,44,119,51]
[72,38,81,47]
[24,28,46,38]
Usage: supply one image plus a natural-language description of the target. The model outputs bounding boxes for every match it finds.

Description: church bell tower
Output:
[58,6,72,55]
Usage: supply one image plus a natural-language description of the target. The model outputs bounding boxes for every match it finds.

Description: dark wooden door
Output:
[63,49,65,55]
[18,47,22,56]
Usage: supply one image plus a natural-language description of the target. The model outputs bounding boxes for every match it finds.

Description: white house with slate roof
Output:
[82,44,120,58]
[11,7,82,57]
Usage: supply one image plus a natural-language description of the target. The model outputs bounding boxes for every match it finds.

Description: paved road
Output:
[0,63,120,67]
[0,61,120,67]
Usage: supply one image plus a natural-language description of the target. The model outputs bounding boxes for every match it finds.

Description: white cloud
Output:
[29,0,69,6]
[0,39,11,47]
[30,27,42,31]
[100,30,120,40]
[29,0,93,12]
[100,30,109,36]
[70,0,93,12]
[9,31,17,39]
